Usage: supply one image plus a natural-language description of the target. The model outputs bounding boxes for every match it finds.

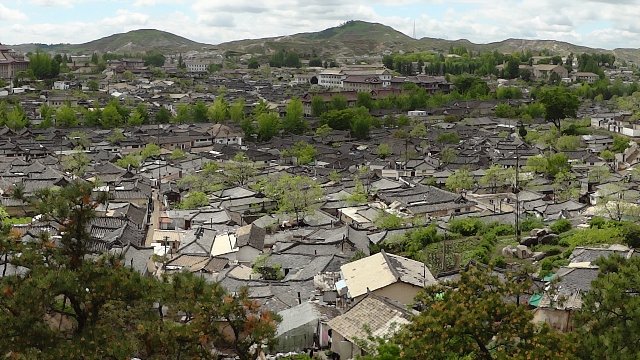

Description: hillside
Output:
[12,29,209,55]
[9,21,640,63]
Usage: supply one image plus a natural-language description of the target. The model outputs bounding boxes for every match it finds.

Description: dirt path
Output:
[145,189,163,246]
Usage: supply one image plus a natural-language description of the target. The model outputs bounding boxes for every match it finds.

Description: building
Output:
[184,60,209,73]
[0,44,29,81]
[572,72,599,83]
[317,65,393,89]
[338,250,437,305]
[532,64,568,81]
[342,75,384,91]
[327,294,415,359]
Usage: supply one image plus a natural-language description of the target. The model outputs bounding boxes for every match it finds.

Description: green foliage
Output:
[526,153,571,178]
[264,174,324,224]
[449,218,484,236]
[208,96,228,123]
[550,219,572,234]
[28,51,60,79]
[115,154,141,169]
[574,255,640,359]
[269,49,301,68]
[177,191,209,209]
[256,112,281,142]
[611,134,630,153]
[445,168,474,193]
[520,216,545,232]
[155,107,172,123]
[437,132,460,144]
[169,148,186,161]
[140,143,161,160]
[55,105,78,127]
[62,149,90,177]
[311,96,327,116]
[479,164,515,192]
[555,135,582,151]
[107,128,126,144]
[229,98,245,123]
[495,103,519,118]
[101,102,124,128]
[282,98,306,134]
[374,211,405,230]
[374,267,576,360]
[377,143,392,159]
[284,142,317,165]
[537,86,580,129]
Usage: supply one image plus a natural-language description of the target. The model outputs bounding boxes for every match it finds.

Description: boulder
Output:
[539,233,559,245]
[520,236,538,247]
[532,252,546,261]
[502,245,517,258]
[515,245,533,259]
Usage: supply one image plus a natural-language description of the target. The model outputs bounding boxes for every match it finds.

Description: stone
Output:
[515,244,533,259]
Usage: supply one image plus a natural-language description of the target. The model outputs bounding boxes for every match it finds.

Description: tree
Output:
[107,128,126,144]
[140,143,161,160]
[28,52,59,79]
[440,147,458,165]
[101,103,123,128]
[55,105,78,127]
[264,174,324,225]
[480,164,515,193]
[376,267,576,360]
[314,124,332,141]
[229,98,245,123]
[611,134,630,153]
[330,95,348,110]
[446,168,474,193]
[223,152,257,186]
[410,123,427,139]
[600,149,615,162]
[127,110,144,126]
[87,80,99,91]
[116,154,141,169]
[588,165,611,183]
[192,101,209,123]
[247,58,260,69]
[208,97,229,123]
[574,255,640,359]
[350,114,372,140]
[62,148,90,177]
[177,191,209,209]
[282,98,306,134]
[5,105,28,130]
[155,107,172,123]
[256,112,280,142]
[169,148,187,161]
[555,135,582,151]
[284,142,317,165]
[356,92,374,110]
[377,143,392,159]
[0,181,280,358]
[311,96,327,117]
[537,86,580,131]
[173,104,192,124]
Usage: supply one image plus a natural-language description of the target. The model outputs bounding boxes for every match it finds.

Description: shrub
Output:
[550,219,572,234]
[520,216,544,233]
[449,218,485,236]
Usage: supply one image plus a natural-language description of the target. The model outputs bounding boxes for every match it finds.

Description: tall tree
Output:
[208,97,229,123]
[537,86,580,131]
[574,255,640,360]
[264,174,324,225]
[281,98,306,134]
[368,267,576,360]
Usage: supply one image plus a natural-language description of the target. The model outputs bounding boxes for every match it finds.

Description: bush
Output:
[483,223,514,236]
[589,216,607,229]
[550,219,572,234]
[449,218,485,236]
[520,216,544,233]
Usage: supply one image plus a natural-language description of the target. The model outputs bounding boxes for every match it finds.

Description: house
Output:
[532,64,568,81]
[339,250,436,305]
[275,302,340,352]
[341,75,384,92]
[533,244,635,332]
[571,72,599,83]
[235,223,266,263]
[0,44,29,81]
[327,294,414,359]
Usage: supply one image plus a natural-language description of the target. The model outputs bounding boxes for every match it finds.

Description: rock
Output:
[539,233,559,245]
[532,252,546,261]
[520,236,538,247]
[502,245,516,258]
[515,245,533,259]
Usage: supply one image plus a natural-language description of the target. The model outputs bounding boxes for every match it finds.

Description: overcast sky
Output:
[1,0,639,49]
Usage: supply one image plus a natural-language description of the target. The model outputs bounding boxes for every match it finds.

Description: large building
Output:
[0,44,29,81]
[317,65,392,89]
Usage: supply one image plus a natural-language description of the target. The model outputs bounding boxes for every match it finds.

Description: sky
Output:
[1,0,640,49]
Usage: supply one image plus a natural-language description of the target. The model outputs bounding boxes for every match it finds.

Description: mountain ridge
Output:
[7,21,640,63]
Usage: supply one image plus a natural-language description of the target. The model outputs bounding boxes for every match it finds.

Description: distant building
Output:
[531,64,568,81]
[184,60,209,73]
[572,72,599,83]
[0,44,29,81]
[317,65,393,89]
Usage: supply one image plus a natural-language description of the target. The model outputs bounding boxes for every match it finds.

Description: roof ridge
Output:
[380,249,401,281]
